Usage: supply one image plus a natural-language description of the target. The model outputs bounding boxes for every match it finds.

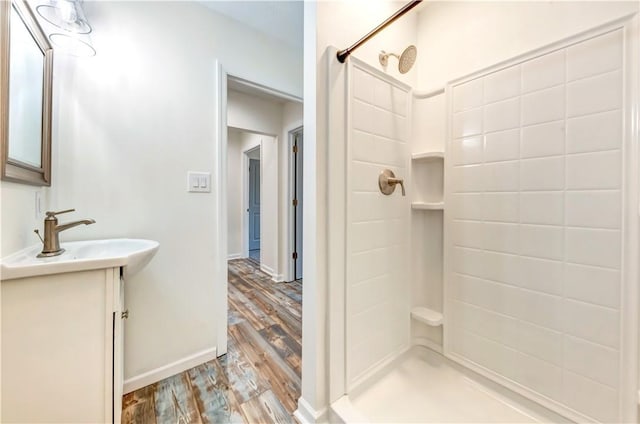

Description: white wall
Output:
[0,183,48,256]
[416,1,639,89]
[227,129,243,258]
[415,3,639,420]
[0,0,302,388]
[228,90,284,136]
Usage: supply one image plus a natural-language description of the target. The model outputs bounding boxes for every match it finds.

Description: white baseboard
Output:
[260,264,276,277]
[123,347,217,394]
[260,266,285,283]
[227,253,242,260]
[294,397,327,424]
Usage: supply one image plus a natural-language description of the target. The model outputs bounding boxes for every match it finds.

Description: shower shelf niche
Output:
[410,306,443,327]
[412,151,444,161]
[411,201,444,210]
[411,151,444,207]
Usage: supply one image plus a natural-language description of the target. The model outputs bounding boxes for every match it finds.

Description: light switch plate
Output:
[187,172,211,193]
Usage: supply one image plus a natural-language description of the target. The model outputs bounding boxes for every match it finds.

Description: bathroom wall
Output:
[0,183,50,256]
[19,1,302,387]
[415,1,639,89]
[345,60,411,388]
[415,3,639,420]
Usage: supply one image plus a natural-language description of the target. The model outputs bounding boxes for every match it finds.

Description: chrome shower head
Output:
[379,45,418,74]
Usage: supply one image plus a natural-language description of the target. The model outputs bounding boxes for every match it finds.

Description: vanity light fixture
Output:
[33,0,96,57]
[48,32,95,56]
[35,0,91,34]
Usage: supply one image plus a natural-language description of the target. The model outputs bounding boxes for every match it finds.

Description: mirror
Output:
[0,0,53,186]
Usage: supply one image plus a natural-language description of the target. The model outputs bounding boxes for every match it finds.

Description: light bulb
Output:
[57,0,78,24]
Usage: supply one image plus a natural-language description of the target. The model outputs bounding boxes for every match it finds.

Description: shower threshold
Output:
[331,346,570,423]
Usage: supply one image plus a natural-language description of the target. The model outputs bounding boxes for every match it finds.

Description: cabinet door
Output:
[112,272,125,424]
[1,270,110,423]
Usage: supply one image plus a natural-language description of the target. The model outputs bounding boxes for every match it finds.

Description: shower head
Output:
[379,45,417,74]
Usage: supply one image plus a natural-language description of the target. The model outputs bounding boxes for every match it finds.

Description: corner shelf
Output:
[412,151,444,161]
[411,151,444,205]
[412,201,444,211]
[411,307,443,327]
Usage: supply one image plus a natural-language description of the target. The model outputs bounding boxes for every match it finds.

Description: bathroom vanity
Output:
[0,239,158,423]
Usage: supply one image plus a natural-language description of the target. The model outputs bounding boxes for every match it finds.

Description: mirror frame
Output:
[0,0,53,186]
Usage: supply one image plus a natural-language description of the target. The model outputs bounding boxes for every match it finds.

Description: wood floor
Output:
[122,259,302,424]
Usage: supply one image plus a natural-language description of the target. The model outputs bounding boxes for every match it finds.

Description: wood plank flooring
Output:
[122,259,302,424]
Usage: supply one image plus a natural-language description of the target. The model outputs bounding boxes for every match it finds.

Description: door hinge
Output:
[292,199,298,207]
[293,145,298,154]
[292,252,298,260]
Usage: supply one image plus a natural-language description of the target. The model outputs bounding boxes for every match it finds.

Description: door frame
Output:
[243,145,261,259]
[213,63,302,357]
[289,126,304,281]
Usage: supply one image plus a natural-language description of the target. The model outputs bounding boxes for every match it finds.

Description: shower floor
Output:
[334,346,566,423]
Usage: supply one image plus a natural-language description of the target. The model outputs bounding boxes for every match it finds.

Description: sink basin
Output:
[1,239,159,281]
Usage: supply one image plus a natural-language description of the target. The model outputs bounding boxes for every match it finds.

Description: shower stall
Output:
[323,3,639,423]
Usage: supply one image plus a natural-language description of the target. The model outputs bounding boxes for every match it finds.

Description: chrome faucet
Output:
[34,209,96,257]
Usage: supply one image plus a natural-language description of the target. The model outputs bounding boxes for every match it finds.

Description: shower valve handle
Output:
[379,169,406,196]
[388,177,406,196]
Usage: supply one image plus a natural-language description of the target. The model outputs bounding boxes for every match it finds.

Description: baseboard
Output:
[123,347,217,394]
[227,253,242,260]
[260,264,276,277]
[294,397,327,424]
[272,273,285,283]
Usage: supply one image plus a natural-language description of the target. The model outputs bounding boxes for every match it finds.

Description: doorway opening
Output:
[216,71,303,417]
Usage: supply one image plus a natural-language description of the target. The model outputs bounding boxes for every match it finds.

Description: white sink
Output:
[1,239,159,281]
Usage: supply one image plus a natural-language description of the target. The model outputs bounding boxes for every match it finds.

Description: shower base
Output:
[331,346,568,423]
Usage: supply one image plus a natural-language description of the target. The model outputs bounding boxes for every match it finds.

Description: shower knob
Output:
[379,169,405,196]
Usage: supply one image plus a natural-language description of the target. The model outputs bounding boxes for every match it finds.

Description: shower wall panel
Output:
[346,59,411,389]
[445,28,633,423]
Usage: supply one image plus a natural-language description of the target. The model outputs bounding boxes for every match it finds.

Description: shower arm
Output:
[336,0,423,63]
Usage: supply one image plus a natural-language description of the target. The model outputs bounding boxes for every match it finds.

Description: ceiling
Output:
[199,1,303,49]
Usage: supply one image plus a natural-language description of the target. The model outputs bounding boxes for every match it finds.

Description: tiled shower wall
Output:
[346,61,411,388]
[446,29,625,422]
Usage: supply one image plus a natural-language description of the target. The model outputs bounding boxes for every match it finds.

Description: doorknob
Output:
[379,169,405,196]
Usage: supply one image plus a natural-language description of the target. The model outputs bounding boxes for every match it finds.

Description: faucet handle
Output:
[45,209,75,218]
[33,229,44,245]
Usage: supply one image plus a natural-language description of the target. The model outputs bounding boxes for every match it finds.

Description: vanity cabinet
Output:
[1,267,124,423]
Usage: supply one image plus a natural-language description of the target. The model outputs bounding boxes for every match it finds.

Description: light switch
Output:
[187,172,211,193]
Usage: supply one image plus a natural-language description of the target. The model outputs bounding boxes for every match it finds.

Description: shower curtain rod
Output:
[336,0,423,63]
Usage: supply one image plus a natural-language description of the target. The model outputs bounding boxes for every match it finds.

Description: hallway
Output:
[122,259,302,423]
